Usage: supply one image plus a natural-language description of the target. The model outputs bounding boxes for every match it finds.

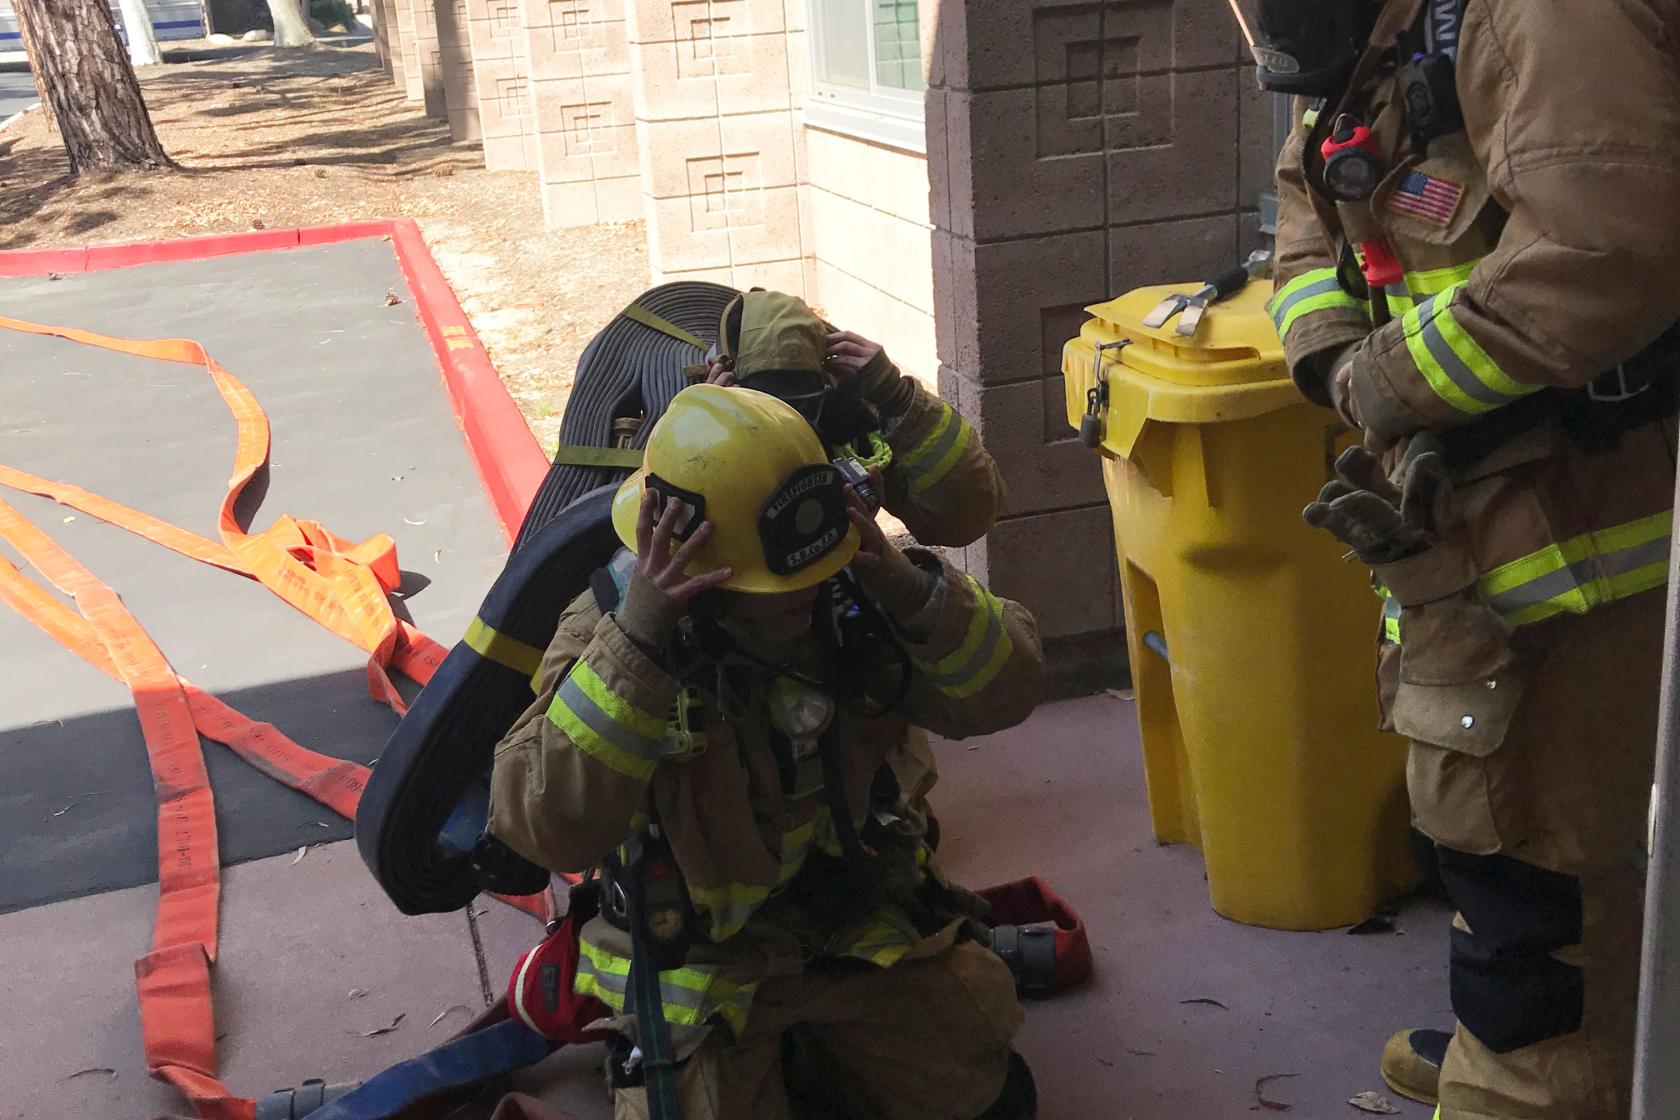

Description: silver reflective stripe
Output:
[1485,536,1673,614]
[921,595,1003,689]
[1415,296,1511,409]
[1269,274,1344,328]
[555,676,661,761]
[573,954,628,998]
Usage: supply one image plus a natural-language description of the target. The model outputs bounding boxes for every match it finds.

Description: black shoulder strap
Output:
[589,567,621,614]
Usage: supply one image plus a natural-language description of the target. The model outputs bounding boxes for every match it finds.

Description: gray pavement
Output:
[0,71,37,124]
[0,238,509,913]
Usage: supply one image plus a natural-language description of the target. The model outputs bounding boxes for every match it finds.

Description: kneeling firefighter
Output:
[1237,0,1680,1116]
[486,383,1046,1120]
[695,290,1003,550]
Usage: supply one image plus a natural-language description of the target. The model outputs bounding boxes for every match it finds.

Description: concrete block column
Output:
[926,0,1268,686]
[380,0,407,87]
[624,0,808,292]
[372,0,392,74]
[467,0,540,169]
[405,0,448,117]
[518,0,639,226]
[436,0,480,139]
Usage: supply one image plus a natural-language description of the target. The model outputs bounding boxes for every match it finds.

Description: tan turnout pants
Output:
[608,939,1021,1120]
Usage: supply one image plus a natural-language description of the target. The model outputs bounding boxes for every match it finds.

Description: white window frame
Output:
[802,0,927,155]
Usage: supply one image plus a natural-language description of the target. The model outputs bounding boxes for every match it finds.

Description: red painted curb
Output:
[388,219,548,543]
[0,222,545,540]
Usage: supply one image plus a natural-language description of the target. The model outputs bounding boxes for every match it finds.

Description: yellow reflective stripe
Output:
[1482,512,1671,626]
[571,660,667,741]
[1381,592,1402,644]
[910,415,972,495]
[546,661,666,782]
[1403,287,1538,414]
[575,941,757,1034]
[842,910,917,967]
[1268,267,1363,339]
[548,698,656,782]
[463,616,544,677]
[1431,293,1534,400]
[899,404,971,495]
[777,818,817,885]
[899,404,952,467]
[1405,261,1477,298]
[686,880,772,941]
[919,577,1014,699]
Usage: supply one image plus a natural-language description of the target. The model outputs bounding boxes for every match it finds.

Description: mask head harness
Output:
[1227,0,1379,97]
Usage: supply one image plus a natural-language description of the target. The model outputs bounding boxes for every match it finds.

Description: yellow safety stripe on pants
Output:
[574,938,756,1036]
[546,660,666,782]
[1268,267,1365,341]
[917,576,1014,699]
[899,403,972,495]
[840,907,918,968]
[1401,284,1541,415]
[462,615,545,678]
[1480,511,1672,626]
[686,816,822,939]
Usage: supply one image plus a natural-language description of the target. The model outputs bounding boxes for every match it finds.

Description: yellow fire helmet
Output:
[611,383,862,593]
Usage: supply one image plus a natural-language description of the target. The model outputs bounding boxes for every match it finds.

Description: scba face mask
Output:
[1226,0,1378,97]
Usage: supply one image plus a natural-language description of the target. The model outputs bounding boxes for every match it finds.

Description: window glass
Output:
[812,0,870,90]
[871,0,923,92]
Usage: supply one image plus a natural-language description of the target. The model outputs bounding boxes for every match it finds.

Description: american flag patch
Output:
[1387,169,1464,226]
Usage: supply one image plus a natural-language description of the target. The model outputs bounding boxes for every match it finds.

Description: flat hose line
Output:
[512,282,737,548]
[0,315,549,1120]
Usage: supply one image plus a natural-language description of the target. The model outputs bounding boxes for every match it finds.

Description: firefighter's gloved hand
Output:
[1303,437,1452,565]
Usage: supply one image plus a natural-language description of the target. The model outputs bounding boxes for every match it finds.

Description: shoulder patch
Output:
[1386,169,1464,227]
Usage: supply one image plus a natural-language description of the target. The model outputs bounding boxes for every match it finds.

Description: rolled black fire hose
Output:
[358,282,737,915]
[512,281,737,549]
[357,486,620,914]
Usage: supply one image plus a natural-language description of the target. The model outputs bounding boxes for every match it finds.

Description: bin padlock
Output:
[1080,387,1104,448]
[1080,339,1129,449]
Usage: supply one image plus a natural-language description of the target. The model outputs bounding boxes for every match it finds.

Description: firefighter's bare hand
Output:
[824,330,883,380]
[635,488,732,603]
[705,361,737,387]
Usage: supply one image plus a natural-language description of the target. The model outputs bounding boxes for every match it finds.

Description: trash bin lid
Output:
[1083,282,1287,388]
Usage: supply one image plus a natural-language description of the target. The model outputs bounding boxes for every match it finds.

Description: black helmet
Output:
[1227,0,1379,97]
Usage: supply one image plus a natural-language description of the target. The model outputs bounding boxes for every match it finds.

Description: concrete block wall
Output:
[372,0,392,74]
[380,0,406,87]
[518,0,640,226]
[408,0,448,118]
[468,0,540,170]
[436,0,481,140]
[625,0,810,293]
[804,126,936,386]
[394,0,424,102]
[925,0,1271,676]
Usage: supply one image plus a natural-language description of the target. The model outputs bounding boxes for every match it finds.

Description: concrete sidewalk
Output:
[1,694,1449,1120]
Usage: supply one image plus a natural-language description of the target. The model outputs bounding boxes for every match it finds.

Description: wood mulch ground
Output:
[0,43,650,450]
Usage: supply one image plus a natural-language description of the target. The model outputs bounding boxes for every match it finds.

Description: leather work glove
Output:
[1303,435,1452,566]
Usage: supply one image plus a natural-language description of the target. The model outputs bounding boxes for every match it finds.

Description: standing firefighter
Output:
[1232,0,1680,1116]
[487,384,1045,1120]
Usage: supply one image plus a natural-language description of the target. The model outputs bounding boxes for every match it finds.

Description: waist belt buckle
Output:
[1589,362,1651,403]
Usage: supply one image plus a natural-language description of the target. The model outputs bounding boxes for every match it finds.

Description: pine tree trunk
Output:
[12,0,174,174]
[265,0,318,48]
[116,0,163,67]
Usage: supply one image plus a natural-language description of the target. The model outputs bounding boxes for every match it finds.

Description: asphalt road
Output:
[0,70,38,123]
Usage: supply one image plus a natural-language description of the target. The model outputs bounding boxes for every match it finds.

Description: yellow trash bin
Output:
[1063,280,1416,931]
